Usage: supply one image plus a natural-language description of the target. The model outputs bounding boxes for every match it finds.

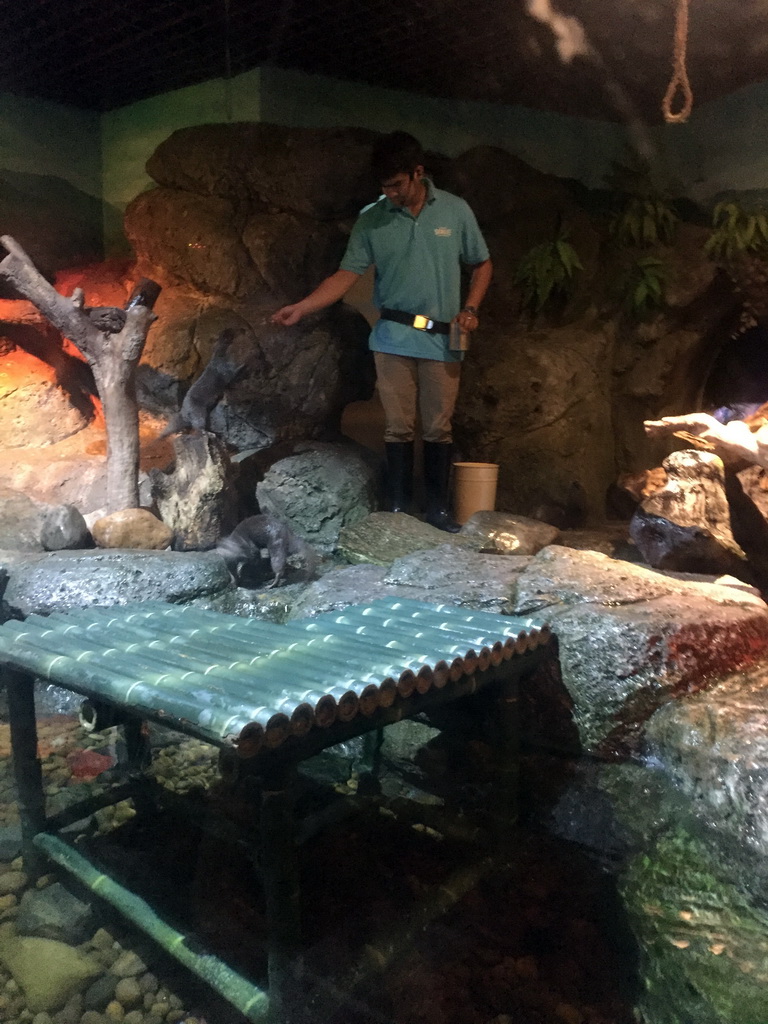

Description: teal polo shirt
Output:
[340,180,489,362]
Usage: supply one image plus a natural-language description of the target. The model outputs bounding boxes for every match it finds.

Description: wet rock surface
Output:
[645,663,768,861]
[0,531,767,1021]
[337,512,477,565]
[458,510,560,555]
[509,545,768,755]
[0,550,232,618]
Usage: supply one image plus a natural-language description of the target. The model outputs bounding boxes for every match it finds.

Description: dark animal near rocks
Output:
[215,514,319,588]
[162,327,246,437]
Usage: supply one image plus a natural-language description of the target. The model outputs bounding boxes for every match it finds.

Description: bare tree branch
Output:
[0,236,161,510]
[644,412,768,470]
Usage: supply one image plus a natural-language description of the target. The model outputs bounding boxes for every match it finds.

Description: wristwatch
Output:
[462,306,478,316]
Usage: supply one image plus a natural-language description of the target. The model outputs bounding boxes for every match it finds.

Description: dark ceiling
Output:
[1,0,767,123]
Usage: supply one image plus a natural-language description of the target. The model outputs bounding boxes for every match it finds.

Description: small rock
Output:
[111,951,147,978]
[83,974,118,1011]
[0,825,22,862]
[81,1013,106,1024]
[104,999,125,1021]
[53,991,84,1024]
[114,977,142,1010]
[137,973,158,995]
[0,872,28,895]
[17,882,95,944]
[89,928,117,951]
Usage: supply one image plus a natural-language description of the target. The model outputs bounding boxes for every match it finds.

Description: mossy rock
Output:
[622,828,768,1024]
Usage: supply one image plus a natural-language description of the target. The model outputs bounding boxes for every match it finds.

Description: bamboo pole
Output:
[33,833,270,1023]
[40,606,434,704]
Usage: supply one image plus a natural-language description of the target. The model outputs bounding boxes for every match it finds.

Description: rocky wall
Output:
[127,125,742,524]
[0,123,747,522]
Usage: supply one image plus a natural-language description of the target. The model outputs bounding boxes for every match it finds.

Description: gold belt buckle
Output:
[412,314,433,331]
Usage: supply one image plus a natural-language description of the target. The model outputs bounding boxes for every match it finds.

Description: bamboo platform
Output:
[0,597,553,1023]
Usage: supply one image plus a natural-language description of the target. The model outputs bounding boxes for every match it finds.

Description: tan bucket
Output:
[453,462,499,524]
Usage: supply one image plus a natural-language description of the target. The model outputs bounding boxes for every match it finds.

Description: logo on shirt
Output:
[434,227,452,237]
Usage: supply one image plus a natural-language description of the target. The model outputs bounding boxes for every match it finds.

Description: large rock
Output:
[0,492,47,551]
[256,442,379,552]
[146,122,379,220]
[646,664,768,861]
[621,814,768,1024]
[0,549,232,619]
[134,295,374,452]
[0,346,89,449]
[0,490,89,551]
[338,511,476,565]
[287,563,440,621]
[441,145,574,228]
[459,510,560,554]
[0,439,154,515]
[0,925,101,1013]
[630,450,751,580]
[150,432,241,550]
[455,316,615,524]
[290,545,532,620]
[125,187,254,297]
[508,545,768,756]
[0,170,103,298]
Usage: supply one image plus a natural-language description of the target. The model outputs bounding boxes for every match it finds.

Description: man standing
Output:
[272,132,492,532]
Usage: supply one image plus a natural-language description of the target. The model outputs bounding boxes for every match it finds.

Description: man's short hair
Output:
[371,132,425,180]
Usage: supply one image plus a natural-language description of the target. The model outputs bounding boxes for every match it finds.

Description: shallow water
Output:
[0,711,643,1024]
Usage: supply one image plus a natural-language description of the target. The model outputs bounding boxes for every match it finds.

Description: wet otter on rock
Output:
[215,514,319,588]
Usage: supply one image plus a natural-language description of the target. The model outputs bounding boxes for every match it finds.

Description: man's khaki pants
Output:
[374,352,461,444]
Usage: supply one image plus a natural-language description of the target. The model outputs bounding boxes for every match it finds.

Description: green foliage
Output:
[514,226,583,314]
[605,152,680,248]
[704,201,768,261]
[618,254,668,315]
[610,197,679,247]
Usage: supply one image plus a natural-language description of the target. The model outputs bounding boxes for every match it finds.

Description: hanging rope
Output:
[662,0,693,123]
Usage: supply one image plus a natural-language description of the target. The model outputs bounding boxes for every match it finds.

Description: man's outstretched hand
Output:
[271,303,304,326]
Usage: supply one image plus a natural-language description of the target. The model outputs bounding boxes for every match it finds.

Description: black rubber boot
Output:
[384,441,414,513]
[423,441,461,533]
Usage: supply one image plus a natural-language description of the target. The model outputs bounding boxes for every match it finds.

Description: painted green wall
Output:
[653,81,768,206]
[0,92,101,197]
[258,66,627,186]
[0,92,103,270]
[100,69,262,253]
[7,65,768,267]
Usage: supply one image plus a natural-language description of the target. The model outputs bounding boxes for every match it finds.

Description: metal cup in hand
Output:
[449,320,469,352]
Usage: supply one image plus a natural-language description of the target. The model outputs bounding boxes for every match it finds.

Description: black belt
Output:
[380,308,450,335]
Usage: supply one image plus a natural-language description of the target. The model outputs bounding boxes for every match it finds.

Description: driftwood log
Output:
[0,235,161,510]
[644,411,768,471]
[150,432,240,551]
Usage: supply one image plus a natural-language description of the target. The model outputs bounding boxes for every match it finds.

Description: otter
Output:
[215,514,319,588]
[161,327,246,437]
